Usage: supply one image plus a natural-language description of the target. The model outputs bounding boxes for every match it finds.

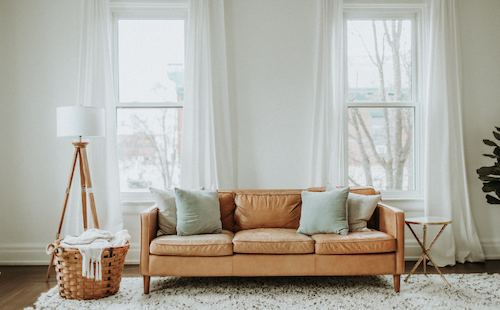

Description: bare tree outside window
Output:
[347,20,414,191]
[117,107,182,191]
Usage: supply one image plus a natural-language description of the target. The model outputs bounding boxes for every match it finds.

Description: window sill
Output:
[121,192,155,214]
[380,197,424,212]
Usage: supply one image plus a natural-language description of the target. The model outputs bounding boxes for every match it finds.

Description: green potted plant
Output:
[477,127,500,204]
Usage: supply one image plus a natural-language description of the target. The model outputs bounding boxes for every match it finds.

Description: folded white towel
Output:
[61,229,114,246]
[61,229,130,281]
[112,230,131,247]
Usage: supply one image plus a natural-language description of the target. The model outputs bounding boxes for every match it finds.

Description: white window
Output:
[112,5,187,200]
[344,7,424,198]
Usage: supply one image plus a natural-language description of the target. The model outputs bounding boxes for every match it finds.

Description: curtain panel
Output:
[180,0,235,190]
[310,0,345,188]
[424,0,484,266]
[64,0,123,235]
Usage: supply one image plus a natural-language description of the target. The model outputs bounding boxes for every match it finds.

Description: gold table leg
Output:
[404,223,451,288]
[423,225,426,275]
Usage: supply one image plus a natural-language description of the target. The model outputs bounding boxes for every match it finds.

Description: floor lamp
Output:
[46,106,105,279]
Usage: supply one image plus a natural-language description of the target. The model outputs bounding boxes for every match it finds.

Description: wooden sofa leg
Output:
[393,274,400,293]
[144,276,150,294]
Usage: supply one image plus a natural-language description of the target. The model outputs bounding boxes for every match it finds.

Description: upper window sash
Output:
[111,7,188,108]
[344,16,419,105]
[343,4,425,106]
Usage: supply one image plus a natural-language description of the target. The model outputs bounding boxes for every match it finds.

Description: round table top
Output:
[405,216,452,225]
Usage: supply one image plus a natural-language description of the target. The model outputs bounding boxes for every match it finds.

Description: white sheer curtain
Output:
[310,0,344,188]
[424,0,484,266]
[63,0,123,236]
[180,0,235,190]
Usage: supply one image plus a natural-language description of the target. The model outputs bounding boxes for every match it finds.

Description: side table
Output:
[404,216,452,287]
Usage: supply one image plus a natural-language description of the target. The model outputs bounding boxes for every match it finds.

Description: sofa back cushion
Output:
[218,191,236,231]
[306,186,380,196]
[233,190,302,231]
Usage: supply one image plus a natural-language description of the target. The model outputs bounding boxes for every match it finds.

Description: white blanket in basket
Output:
[61,229,130,281]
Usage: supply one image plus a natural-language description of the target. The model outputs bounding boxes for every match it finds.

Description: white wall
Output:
[0,0,80,263]
[1,0,499,264]
[225,0,316,190]
[460,0,500,259]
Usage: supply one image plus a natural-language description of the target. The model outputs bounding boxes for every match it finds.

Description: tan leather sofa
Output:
[140,187,405,294]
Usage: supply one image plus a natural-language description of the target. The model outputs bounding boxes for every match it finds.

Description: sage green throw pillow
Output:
[150,187,204,236]
[297,187,350,235]
[175,188,222,236]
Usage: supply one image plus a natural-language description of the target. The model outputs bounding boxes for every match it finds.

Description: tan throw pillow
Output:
[347,193,381,232]
[149,187,177,236]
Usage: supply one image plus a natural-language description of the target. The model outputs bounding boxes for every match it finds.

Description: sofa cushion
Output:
[175,188,223,236]
[308,186,379,196]
[233,190,302,231]
[150,187,206,236]
[346,193,381,232]
[233,228,314,254]
[150,229,234,256]
[219,191,236,231]
[311,230,396,254]
[297,187,350,235]
[149,187,178,236]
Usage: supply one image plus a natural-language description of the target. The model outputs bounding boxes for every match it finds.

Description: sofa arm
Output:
[374,203,405,275]
[140,205,159,276]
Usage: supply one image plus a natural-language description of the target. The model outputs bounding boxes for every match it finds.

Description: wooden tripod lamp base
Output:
[46,142,100,279]
[48,106,106,279]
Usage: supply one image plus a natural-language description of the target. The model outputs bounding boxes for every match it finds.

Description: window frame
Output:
[343,4,426,199]
[111,3,188,202]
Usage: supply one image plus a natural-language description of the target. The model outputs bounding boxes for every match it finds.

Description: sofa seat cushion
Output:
[233,228,314,254]
[312,230,396,254]
[150,229,234,256]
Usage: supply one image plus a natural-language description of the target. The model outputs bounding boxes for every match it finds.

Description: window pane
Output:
[348,107,414,190]
[118,20,185,103]
[347,20,412,102]
[117,108,182,192]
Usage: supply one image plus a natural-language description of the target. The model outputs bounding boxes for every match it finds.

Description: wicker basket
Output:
[48,240,130,300]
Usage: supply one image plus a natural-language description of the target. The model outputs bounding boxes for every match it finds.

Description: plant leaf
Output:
[483,154,500,158]
[494,131,500,141]
[495,187,500,198]
[486,194,500,204]
[496,126,500,132]
[479,175,500,181]
[484,139,498,147]
[477,166,500,176]
[482,181,500,193]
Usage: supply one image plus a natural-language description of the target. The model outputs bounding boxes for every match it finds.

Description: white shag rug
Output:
[27,273,500,310]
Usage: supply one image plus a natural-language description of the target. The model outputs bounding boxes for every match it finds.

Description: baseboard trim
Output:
[0,243,141,265]
[404,239,500,261]
[1,240,498,265]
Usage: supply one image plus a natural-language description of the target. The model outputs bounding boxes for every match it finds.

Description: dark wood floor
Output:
[1,261,500,310]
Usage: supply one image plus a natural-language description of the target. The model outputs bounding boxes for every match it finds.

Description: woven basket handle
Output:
[46,240,62,256]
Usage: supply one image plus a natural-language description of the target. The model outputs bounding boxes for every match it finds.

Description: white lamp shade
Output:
[57,106,105,138]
